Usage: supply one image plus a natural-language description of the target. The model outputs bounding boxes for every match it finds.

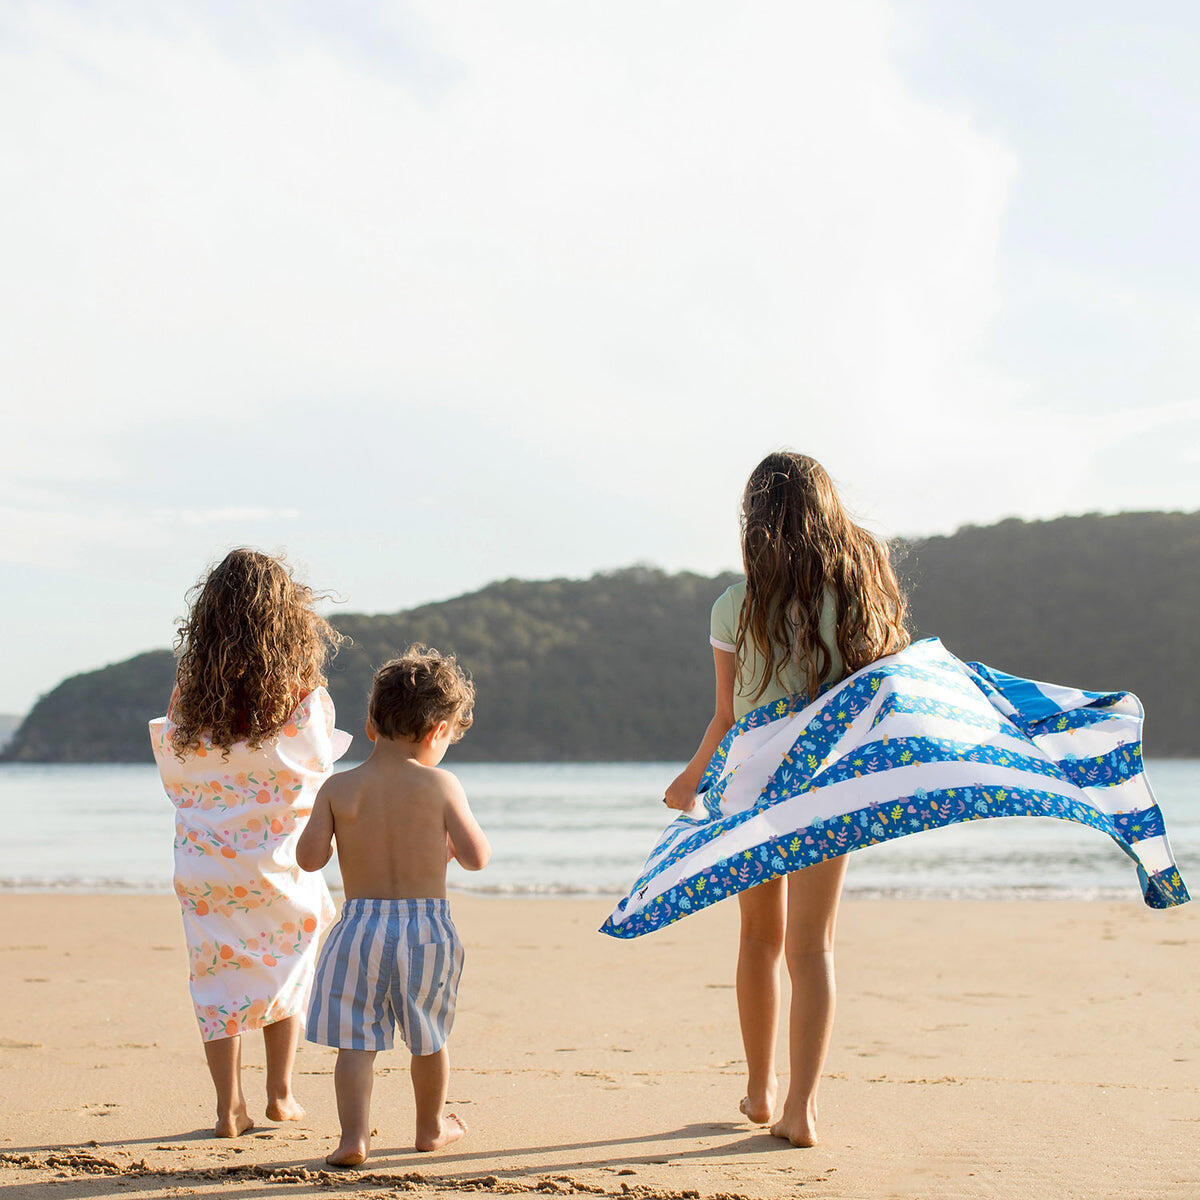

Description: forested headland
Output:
[5,510,1197,762]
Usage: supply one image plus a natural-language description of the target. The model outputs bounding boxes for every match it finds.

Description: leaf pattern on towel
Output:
[603,638,1189,939]
[150,687,350,1040]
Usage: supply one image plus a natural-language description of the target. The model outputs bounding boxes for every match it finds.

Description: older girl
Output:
[663,451,908,1146]
[150,549,350,1137]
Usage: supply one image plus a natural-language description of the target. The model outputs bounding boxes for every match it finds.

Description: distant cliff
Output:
[3,652,178,763]
[0,715,22,753]
[5,511,1197,762]
[897,511,1199,758]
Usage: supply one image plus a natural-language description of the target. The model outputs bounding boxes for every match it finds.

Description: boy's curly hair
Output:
[369,644,475,743]
[170,548,344,758]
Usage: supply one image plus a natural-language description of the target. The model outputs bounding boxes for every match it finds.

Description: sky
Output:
[1,0,1197,714]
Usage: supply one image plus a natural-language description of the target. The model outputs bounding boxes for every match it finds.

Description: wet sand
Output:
[1,893,1197,1199]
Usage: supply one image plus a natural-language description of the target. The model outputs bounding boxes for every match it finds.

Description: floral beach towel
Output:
[150,687,351,1040]
[602,638,1189,939]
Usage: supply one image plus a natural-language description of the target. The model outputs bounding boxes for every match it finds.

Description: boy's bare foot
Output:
[214,1105,254,1138]
[769,1102,818,1147]
[325,1139,369,1168]
[739,1085,777,1125]
[266,1095,305,1122]
[415,1113,468,1152]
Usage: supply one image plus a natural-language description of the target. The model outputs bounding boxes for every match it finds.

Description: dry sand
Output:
[1,893,1197,1200]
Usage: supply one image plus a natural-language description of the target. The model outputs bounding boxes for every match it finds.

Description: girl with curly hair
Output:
[662,451,908,1147]
[149,549,350,1137]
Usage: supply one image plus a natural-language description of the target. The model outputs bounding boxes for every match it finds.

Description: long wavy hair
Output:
[170,548,344,758]
[737,451,909,702]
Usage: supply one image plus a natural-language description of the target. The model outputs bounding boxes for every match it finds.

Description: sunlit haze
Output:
[2,0,1197,711]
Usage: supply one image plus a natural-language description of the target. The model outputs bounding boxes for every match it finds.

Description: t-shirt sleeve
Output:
[709,588,737,653]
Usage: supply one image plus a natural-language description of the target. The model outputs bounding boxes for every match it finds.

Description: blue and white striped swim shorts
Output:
[306,898,464,1055]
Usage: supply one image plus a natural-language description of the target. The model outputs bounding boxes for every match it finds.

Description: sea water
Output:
[0,760,1196,901]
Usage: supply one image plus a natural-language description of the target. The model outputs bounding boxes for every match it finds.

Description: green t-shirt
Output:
[710,580,844,720]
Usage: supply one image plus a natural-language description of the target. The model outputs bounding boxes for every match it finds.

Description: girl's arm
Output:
[664,648,736,811]
[296,783,335,872]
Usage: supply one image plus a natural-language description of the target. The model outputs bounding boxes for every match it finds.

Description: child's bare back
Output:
[317,752,487,899]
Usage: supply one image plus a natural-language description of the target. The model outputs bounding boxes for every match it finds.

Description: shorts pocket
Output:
[403,939,463,1055]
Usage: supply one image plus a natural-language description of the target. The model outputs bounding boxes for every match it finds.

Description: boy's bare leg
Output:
[736,877,785,1123]
[327,1049,376,1167]
[411,1047,467,1151]
[263,1015,305,1121]
[770,855,848,1148]
[203,1033,253,1137]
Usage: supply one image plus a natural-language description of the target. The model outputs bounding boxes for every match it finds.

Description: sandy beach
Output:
[1,893,1197,1200]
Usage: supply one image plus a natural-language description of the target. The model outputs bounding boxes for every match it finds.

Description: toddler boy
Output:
[297,644,490,1165]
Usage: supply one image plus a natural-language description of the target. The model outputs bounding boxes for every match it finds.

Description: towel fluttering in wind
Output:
[602,639,1189,939]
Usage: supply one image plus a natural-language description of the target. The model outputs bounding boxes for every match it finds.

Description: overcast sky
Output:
[2,0,1197,713]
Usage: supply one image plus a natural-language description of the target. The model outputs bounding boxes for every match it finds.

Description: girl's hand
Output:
[663,772,698,813]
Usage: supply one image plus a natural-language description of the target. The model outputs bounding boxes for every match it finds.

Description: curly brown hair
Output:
[737,451,909,703]
[170,548,344,758]
[368,645,475,744]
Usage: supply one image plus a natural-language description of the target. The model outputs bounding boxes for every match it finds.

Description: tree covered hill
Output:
[0,715,22,753]
[896,511,1199,757]
[5,511,1197,763]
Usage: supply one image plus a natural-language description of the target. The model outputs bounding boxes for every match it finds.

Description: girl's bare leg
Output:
[263,1014,305,1121]
[203,1033,253,1137]
[411,1047,468,1151]
[736,876,786,1123]
[327,1049,376,1167]
[770,855,848,1147]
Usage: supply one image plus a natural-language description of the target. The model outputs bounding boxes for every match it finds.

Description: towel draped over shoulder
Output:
[150,686,351,1040]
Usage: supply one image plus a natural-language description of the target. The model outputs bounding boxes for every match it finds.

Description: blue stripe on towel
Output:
[602,639,1189,939]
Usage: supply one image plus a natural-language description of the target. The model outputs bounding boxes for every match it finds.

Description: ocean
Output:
[1,760,1197,902]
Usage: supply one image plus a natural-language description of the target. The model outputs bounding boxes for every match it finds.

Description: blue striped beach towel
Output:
[602,638,1189,939]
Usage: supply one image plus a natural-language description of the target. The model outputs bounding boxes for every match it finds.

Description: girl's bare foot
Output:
[739,1083,777,1125]
[325,1139,369,1168]
[214,1105,254,1138]
[415,1113,468,1152]
[769,1101,818,1147]
[266,1095,305,1122]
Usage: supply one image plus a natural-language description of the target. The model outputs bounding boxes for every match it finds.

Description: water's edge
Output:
[2,760,1196,902]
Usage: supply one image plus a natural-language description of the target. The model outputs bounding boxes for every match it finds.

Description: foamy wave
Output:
[448,880,627,898]
[0,875,1139,902]
[0,876,174,893]
[842,882,1135,902]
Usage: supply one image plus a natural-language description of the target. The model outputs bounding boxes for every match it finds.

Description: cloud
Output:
[153,506,304,527]
[0,0,1032,707]
[2,3,1017,522]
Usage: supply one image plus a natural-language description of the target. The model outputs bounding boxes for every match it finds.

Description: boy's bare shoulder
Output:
[317,765,360,805]
[418,763,466,804]
[319,765,355,790]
